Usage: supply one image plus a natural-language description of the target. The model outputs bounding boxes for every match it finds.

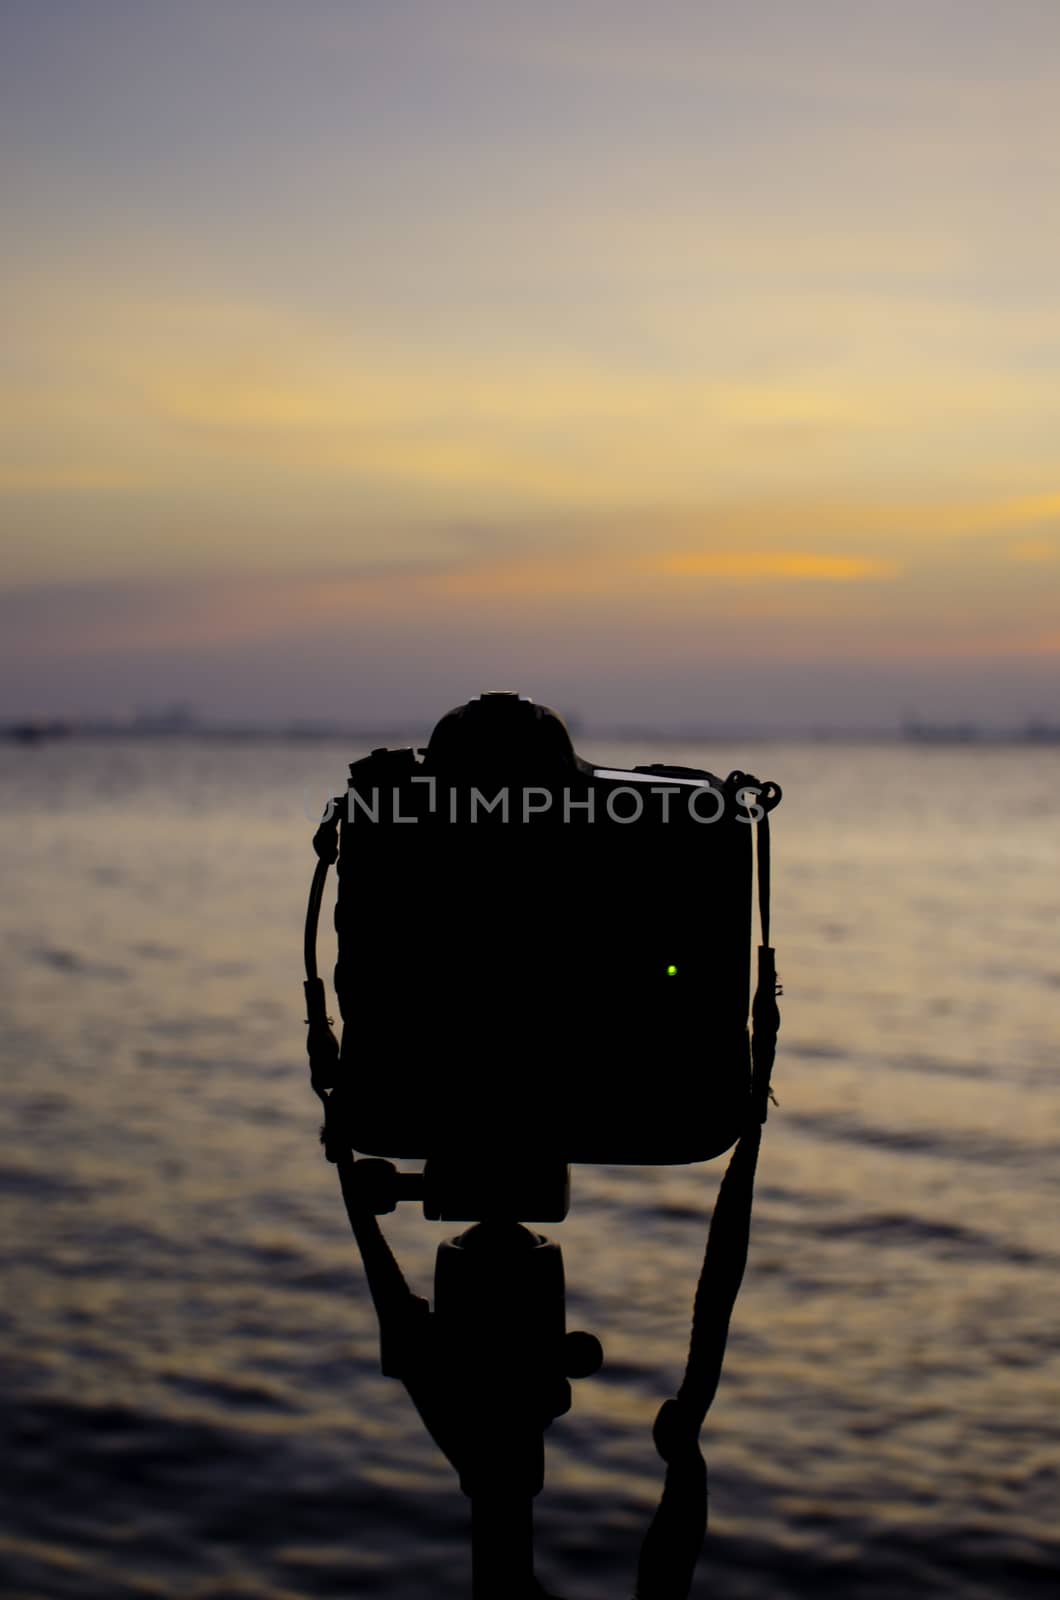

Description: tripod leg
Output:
[471,1490,535,1599]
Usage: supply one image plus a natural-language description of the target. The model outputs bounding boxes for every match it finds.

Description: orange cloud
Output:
[1009,537,1058,562]
[0,465,144,493]
[657,551,900,580]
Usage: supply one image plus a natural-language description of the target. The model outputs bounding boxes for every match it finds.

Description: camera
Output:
[322,693,778,1179]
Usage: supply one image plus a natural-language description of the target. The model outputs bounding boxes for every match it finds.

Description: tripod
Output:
[334,1154,602,1600]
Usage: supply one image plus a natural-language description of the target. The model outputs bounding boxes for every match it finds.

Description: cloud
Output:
[1009,537,1059,563]
[656,551,899,581]
[0,465,145,493]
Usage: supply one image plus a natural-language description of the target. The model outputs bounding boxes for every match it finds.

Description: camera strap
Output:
[751,797,781,1123]
[637,796,781,1597]
[304,800,343,1119]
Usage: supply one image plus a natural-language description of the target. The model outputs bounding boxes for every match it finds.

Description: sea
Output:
[0,737,1057,1599]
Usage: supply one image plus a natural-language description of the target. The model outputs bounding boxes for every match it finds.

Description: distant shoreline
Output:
[4,720,1060,746]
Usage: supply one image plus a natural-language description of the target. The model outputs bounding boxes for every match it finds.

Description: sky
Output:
[2,0,1060,730]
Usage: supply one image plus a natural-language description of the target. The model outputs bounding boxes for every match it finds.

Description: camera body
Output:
[329,693,770,1167]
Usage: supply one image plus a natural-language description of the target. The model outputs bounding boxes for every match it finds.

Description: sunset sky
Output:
[3,0,1060,728]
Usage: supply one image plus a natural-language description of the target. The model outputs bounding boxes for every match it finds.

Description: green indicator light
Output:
[666,964,678,977]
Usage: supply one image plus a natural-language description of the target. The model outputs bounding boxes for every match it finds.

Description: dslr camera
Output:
[311,692,780,1217]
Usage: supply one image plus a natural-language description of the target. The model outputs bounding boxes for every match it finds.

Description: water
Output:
[0,738,1057,1598]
